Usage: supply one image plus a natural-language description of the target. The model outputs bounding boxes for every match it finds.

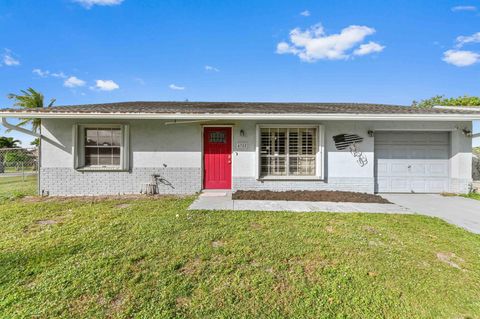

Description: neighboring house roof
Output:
[1,101,480,120]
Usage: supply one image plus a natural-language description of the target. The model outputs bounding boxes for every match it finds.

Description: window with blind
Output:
[74,124,129,171]
[85,128,121,167]
[259,127,318,178]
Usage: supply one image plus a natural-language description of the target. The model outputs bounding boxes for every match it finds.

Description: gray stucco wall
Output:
[39,118,473,196]
[40,119,203,196]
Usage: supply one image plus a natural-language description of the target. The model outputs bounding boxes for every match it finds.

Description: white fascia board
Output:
[434,105,480,112]
[1,112,480,121]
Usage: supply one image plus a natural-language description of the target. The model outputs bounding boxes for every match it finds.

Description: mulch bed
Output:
[232,190,391,204]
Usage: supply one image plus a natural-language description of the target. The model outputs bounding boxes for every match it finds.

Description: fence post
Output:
[0,151,3,174]
[22,162,25,182]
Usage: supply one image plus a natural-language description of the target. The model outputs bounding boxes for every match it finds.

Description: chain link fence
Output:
[0,148,38,180]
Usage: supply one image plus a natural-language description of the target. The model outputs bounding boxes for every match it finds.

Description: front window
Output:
[260,127,317,177]
[84,128,122,167]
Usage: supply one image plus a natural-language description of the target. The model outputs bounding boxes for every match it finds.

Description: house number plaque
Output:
[236,142,248,150]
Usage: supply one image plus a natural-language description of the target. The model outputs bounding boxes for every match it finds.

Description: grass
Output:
[0,175,37,201]
[1,196,480,318]
[461,193,480,201]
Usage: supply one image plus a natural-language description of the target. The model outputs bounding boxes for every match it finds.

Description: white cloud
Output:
[94,79,119,91]
[451,5,477,12]
[51,71,67,78]
[32,68,49,77]
[353,41,385,55]
[442,49,480,67]
[73,0,123,9]
[2,49,20,66]
[64,76,86,88]
[456,32,480,47]
[205,65,220,72]
[300,10,310,17]
[169,84,185,90]
[276,23,383,62]
[34,68,67,79]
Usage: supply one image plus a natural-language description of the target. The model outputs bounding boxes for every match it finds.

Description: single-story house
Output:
[1,102,480,196]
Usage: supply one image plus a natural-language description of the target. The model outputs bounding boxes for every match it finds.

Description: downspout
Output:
[1,118,41,195]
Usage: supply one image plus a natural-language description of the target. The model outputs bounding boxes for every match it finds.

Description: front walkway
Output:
[382,194,480,234]
[189,191,412,214]
[189,191,480,234]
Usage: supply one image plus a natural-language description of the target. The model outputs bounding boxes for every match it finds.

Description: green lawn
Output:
[0,175,37,201]
[1,196,480,318]
[462,193,480,201]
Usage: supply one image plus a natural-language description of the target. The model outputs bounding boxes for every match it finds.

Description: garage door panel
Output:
[376,177,390,192]
[428,180,449,193]
[429,133,450,144]
[429,163,449,176]
[428,146,449,159]
[410,179,427,193]
[375,132,450,193]
[376,162,388,174]
[392,148,408,159]
[410,164,426,175]
[390,163,409,175]
[390,178,410,192]
[409,146,426,159]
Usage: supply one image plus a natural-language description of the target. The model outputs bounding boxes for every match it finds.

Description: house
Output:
[1,102,480,196]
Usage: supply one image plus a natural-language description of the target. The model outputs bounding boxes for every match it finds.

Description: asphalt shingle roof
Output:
[2,101,480,115]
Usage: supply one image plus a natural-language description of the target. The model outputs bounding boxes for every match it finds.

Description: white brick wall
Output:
[233,177,375,193]
[40,167,201,196]
[450,178,472,194]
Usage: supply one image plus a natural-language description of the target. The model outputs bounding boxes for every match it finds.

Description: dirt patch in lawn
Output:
[436,252,464,270]
[211,240,225,248]
[36,219,59,225]
[180,258,202,276]
[232,190,391,204]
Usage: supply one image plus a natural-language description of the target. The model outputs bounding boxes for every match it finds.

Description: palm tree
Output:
[7,88,55,133]
[0,137,21,148]
[0,137,21,173]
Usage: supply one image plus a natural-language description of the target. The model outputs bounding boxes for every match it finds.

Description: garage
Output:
[374,131,450,193]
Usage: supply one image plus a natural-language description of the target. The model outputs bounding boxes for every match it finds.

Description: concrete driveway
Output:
[382,194,480,234]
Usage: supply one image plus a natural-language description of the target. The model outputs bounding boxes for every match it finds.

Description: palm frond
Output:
[6,88,55,133]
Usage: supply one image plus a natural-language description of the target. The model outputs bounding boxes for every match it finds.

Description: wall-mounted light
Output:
[367,130,374,137]
[240,129,245,137]
[462,128,473,137]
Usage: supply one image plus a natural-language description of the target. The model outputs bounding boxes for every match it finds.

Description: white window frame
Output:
[256,124,324,180]
[73,124,130,171]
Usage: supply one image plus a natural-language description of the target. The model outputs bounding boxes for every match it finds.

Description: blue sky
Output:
[0,0,479,146]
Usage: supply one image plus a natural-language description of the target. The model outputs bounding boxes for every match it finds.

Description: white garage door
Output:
[375,132,450,193]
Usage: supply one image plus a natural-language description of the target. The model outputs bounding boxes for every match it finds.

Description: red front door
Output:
[203,127,232,189]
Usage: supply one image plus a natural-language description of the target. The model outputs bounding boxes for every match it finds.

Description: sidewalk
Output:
[189,191,413,214]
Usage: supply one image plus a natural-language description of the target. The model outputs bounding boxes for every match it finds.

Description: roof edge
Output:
[1,112,479,121]
[434,105,480,111]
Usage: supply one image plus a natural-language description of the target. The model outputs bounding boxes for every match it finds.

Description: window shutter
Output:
[122,124,130,170]
[73,124,78,169]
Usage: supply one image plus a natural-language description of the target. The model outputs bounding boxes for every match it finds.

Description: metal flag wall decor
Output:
[332,134,364,150]
[332,134,368,167]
